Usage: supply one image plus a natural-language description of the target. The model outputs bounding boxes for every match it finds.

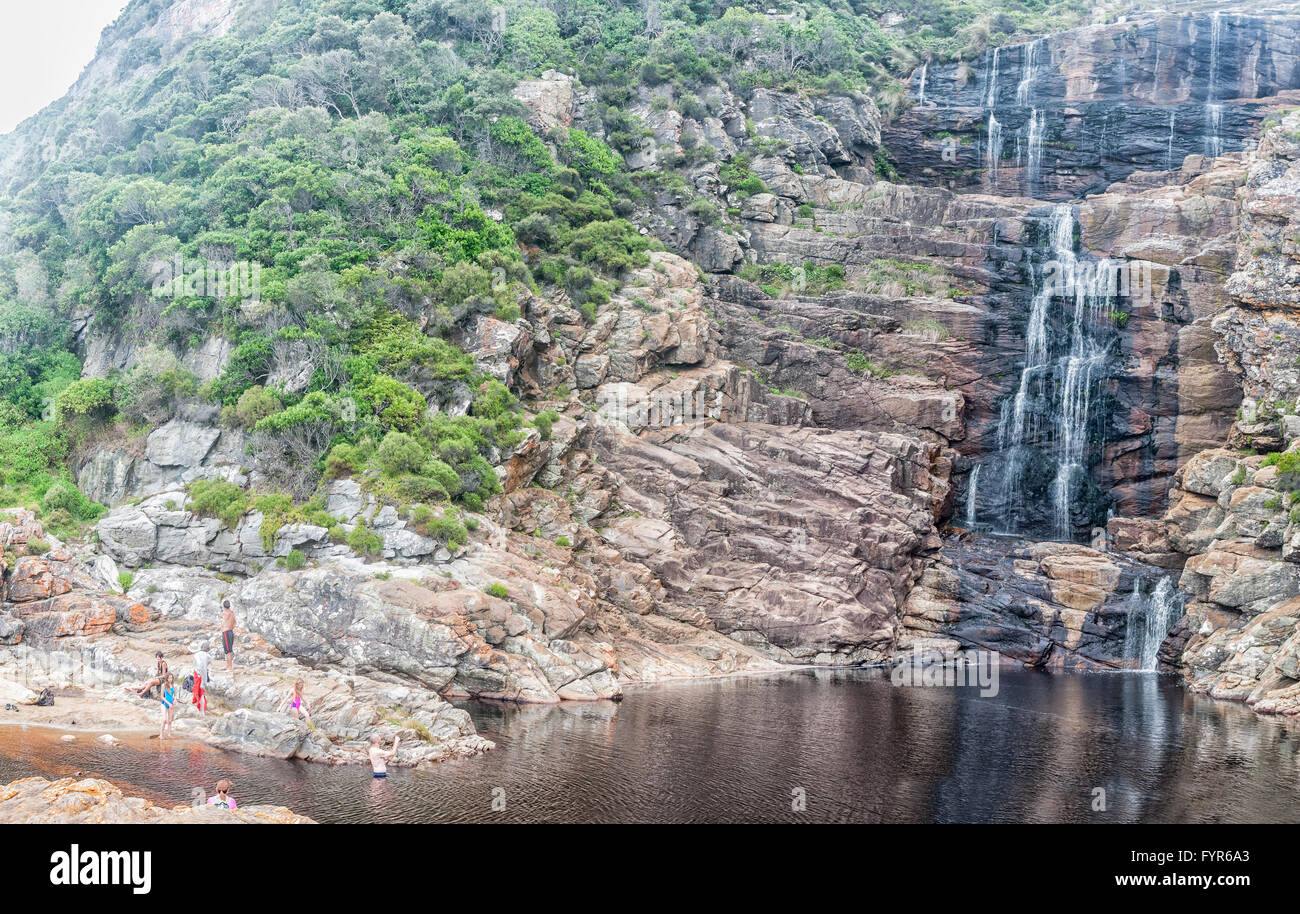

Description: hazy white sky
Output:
[0,0,130,135]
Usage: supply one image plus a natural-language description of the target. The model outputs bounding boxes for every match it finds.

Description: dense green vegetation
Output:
[0,0,1105,536]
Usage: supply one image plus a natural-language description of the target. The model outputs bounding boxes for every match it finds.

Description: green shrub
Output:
[208,335,272,405]
[377,431,426,477]
[425,515,468,549]
[347,520,384,557]
[556,535,571,547]
[484,582,509,599]
[120,348,198,426]
[41,483,83,517]
[283,548,306,570]
[187,479,248,528]
[419,458,462,497]
[1262,450,1300,488]
[57,378,116,424]
[324,442,365,479]
[26,537,50,555]
[222,385,280,429]
[532,409,559,440]
[118,571,135,591]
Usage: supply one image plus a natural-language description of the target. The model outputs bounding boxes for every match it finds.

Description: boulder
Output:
[0,777,314,824]
[146,420,221,468]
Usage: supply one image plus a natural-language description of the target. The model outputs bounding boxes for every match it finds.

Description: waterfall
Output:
[1165,110,1176,171]
[992,204,1073,530]
[986,113,1003,184]
[965,464,981,528]
[985,46,1000,107]
[1016,40,1039,106]
[1203,11,1224,158]
[968,204,1121,538]
[917,61,927,107]
[1025,108,1046,192]
[983,47,1002,185]
[1124,577,1184,671]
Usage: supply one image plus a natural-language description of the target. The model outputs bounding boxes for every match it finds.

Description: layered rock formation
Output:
[10,0,1300,740]
[1146,110,1300,714]
[903,536,1177,670]
[0,776,313,824]
[891,8,1300,199]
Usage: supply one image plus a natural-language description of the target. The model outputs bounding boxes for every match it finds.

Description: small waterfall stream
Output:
[1124,578,1184,670]
[1025,108,1046,192]
[986,113,1003,183]
[1204,11,1224,158]
[967,204,1122,538]
[1165,110,1177,170]
[1016,39,1039,106]
[980,41,1047,195]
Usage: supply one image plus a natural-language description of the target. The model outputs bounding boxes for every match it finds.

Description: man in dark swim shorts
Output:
[220,599,236,673]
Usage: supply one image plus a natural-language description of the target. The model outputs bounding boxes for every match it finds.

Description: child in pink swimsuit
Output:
[278,679,312,725]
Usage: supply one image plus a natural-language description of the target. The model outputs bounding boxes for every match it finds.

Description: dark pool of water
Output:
[2,669,1299,823]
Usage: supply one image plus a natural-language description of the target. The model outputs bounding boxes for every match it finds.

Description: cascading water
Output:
[917,61,927,107]
[1124,577,1184,671]
[984,48,1002,185]
[966,204,1121,539]
[986,114,1003,183]
[1016,39,1039,106]
[1025,108,1046,192]
[1165,110,1177,171]
[965,464,981,528]
[1204,11,1224,158]
[985,46,1000,107]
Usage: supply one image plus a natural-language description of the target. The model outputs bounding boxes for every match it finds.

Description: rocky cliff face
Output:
[890,9,1300,200]
[1145,110,1300,715]
[8,0,1300,724]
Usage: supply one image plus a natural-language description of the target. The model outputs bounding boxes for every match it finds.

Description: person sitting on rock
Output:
[206,779,238,810]
[278,679,312,725]
[128,652,168,699]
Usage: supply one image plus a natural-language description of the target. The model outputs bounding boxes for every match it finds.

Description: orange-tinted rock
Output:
[0,777,315,824]
[6,558,69,603]
[13,592,153,639]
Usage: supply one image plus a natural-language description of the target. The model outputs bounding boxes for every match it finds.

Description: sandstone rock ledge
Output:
[0,776,314,824]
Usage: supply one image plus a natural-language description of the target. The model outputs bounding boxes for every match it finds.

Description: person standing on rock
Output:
[220,600,236,674]
[191,642,211,715]
[369,734,399,778]
[159,674,176,739]
[278,679,312,725]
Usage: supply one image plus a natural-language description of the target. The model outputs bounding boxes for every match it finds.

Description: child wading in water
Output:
[207,779,238,810]
[369,734,399,778]
[278,679,312,725]
[159,673,176,739]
